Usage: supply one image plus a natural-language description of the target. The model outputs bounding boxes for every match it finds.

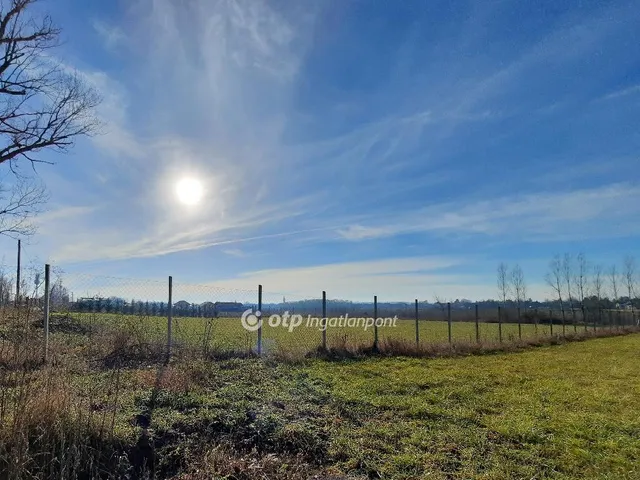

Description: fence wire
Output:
[171,281,258,356]
[10,265,637,363]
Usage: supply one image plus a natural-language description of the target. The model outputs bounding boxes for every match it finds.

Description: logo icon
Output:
[241,308,262,332]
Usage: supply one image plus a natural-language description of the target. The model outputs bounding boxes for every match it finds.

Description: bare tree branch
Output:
[562,253,577,324]
[0,0,99,238]
[592,264,603,304]
[0,175,46,236]
[433,295,448,321]
[497,262,510,307]
[510,264,527,309]
[545,254,566,324]
[623,255,637,322]
[609,265,619,304]
[575,252,589,326]
[0,0,100,170]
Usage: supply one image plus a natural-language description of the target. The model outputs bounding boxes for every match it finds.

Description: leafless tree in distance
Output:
[623,255,637,324]
[609,264,621,327]
[0,0,100,236]
[562,253,577,329]
[592,264,604,325]
[609,264,619,304]
[433,295,448,321]
[575,252,589,329]
[511,265,527,308]
[545,254,566,329]
[510,264,526,337]
[0,261,12,305]
[497,262,510,307]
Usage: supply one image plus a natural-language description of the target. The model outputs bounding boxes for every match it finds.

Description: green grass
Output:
[305,334,640,479]
[65,311,598,355]
[4,307,640,478]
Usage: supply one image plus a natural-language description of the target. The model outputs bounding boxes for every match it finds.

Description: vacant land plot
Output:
[65,311,602,355]
[307,334,640,479]
[2,306,638,479]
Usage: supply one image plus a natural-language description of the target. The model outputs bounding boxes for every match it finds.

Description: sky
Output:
[0,0,639,303]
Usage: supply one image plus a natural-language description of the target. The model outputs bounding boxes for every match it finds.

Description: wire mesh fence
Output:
[171,280,258,356]
[3,263,638,363]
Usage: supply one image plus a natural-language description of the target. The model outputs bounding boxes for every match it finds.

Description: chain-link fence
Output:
[5,263,637,363]
[170,280,257,356]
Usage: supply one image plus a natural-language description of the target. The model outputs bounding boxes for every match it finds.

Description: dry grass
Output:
[0,303,638,479]
[315,326,640,360]
[0,307,135,480]
[173,445,326,480]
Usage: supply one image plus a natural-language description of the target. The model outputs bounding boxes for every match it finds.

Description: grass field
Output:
[3,308,638,479]
[65,310,605,355]
[306,335,640,478]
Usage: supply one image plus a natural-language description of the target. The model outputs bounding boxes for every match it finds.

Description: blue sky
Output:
[1,0,639,302]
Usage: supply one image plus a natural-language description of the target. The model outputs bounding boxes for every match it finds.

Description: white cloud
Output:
[60,257,553,304]
[30,0,640,270]
[601,84,640,101]
[194,256,551,302]
[92,20,127,50]
[222,248,246,258]
[337,182,640,243]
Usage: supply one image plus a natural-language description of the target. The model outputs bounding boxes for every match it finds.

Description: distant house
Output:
[201,301,216,316]
[213,301,245,316]
[173,300,191,313]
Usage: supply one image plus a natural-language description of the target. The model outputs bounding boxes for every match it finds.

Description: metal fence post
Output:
[497,305,503,343]
[517,306,522,340]
[549,309,553,336]
[447,302,452,345]
[43,264,50,362]
[258,285,263,355]
[322,291,327,350]
[475,304,479,343]
[15,239,21,307]
[561,308,566,336]
[373,295,378,351]
[414,299,419,347]
[167,276,173,357]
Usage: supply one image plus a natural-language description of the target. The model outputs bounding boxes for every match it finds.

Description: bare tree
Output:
[0,0,99,235]
[49,264,68,308]
[0,262,12,306]
[0,176,47,236]
[511,264,527,337]
[433,295,448,321]
[592,264,604,325]
[609,264,621,328]
[545,254,566,328]
[0,0,100,167]
[575,252,589,329]
[497,262,510,306]
[609,265,619,304]
[511,264,527,309]
[623,255,637,323]
[24,255,42,299]
[562,253,577,328]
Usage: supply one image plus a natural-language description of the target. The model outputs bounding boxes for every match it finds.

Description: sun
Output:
[175,177,204,206]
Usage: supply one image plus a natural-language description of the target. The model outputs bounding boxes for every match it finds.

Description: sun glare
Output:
[175,177,204,206]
